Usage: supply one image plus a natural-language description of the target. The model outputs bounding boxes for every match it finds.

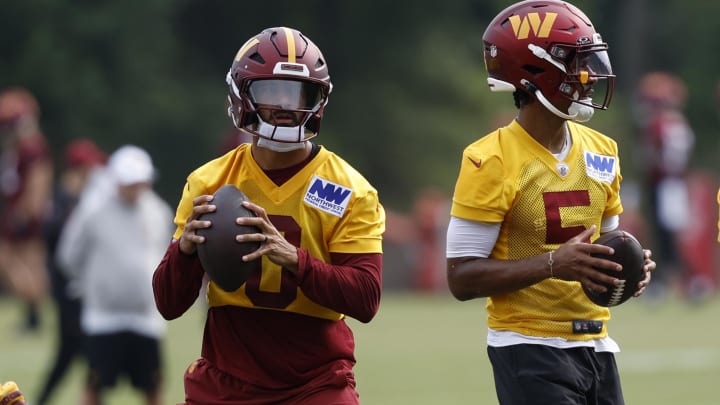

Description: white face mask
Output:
[568,100,595,123]
[534,87,595,123]
[255,119,307,152]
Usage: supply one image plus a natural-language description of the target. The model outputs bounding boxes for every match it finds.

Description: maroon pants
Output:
[179,358,360,405]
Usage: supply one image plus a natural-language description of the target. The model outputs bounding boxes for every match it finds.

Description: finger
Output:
[643,256,656,273]
[188,218,212,234]
[188,200,215,223]
[241,200,268,218]
[192,203,216,217]
[182,232,206,244]
[587,268,621,288]
[192,194,214,206]
[583,278,611,294]
[570,225,596,243]
[635,270,652,295]
[587,256,622,273]
[241,245,267,262]
[585,243,615,257]
[235,215,266,229]
[235,233,268,244]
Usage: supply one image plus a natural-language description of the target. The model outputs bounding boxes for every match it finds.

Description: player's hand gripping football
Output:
[635,248,655,297]
[550,225,624,293]
[235,200,300,273]
[178,194,215,255]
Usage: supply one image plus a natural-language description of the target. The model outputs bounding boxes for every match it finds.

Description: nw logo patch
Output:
[304,175,352,217]
[584,151,616,183]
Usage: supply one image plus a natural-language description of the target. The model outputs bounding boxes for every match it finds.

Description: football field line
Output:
[619,346,720,373]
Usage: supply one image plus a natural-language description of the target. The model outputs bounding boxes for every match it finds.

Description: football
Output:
[584,229,645,307]
[196,184,261,292]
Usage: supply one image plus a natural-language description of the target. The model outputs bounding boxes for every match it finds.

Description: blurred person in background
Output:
[634,72,695,299]
[56,145,173,405]
[383,188,451,292]
[153,27,385,404]
[445,1,655,403]
[0,86,53,333]
[36,138,107,405]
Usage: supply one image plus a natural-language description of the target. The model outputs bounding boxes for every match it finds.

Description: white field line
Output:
[618,347,720,373]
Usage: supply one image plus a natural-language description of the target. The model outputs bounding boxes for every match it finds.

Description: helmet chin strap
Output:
[567,101,594,123]
[522,79,594,123]
[255,119,307,152]
[534,89,594,122]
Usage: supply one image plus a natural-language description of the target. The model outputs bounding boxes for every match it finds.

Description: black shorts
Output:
[487,344,624,405]
[86,331,162,393]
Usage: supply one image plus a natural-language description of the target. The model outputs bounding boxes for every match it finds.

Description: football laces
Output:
[608,279,626,306]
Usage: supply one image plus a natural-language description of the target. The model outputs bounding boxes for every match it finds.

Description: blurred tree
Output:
[2,0,720,211]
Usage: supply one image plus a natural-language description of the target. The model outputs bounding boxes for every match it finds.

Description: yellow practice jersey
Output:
[451,120,623,340]
[172,144,385,320]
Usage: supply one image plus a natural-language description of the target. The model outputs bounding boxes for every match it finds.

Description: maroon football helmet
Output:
[482,0,614,121]
[226,27,332,145]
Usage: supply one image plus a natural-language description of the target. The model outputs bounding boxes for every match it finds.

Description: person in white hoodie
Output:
[56,144,173,405]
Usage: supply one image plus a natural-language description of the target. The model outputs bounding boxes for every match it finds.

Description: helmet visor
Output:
[572,49,613,81]
[566,49,615,109]
[248,79,325,111]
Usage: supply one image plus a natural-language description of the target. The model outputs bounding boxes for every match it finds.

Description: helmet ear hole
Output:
[249,52,265,64]
[522,65,544,75]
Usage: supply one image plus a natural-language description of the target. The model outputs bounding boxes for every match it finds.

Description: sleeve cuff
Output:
[170,240,205,276]
[295,247,310,280]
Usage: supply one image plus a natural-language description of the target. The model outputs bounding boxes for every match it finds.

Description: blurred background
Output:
[2,0,720,403]
[3,0,720,291]
[3,0,719,206]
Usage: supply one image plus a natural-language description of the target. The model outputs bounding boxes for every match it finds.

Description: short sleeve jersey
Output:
[173,144,385,321]
[450,120,623,340]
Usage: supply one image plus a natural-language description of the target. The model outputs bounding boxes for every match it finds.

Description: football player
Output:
[0,87,53,333]
[445,1,656,403]
[152,27,385,404]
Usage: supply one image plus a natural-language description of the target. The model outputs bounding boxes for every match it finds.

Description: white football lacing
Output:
[608,279,626,306]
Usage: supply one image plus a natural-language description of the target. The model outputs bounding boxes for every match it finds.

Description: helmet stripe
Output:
[283,27,296,63]
[234,38,260,62]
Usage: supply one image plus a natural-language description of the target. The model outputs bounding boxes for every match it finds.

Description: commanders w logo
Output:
[508,12,557,39]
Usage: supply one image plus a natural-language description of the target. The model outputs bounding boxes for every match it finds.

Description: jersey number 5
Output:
[543,190,590,244]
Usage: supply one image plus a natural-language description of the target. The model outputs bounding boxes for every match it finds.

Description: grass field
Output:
[1,292,719,404]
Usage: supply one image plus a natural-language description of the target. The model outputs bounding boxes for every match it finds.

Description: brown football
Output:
[585,229,645,307]
[196,184,260,292]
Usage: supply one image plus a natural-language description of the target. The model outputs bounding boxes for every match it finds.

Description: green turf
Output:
[1,292,719,404]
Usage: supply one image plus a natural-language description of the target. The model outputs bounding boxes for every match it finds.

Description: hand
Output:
[178,194,215,255]
[236,201,300,273]
[633,249,656,297]
[551,225,623,293]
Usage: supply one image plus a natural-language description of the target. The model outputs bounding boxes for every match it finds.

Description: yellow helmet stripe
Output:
[234,38,260,62]
[283,27,296,63]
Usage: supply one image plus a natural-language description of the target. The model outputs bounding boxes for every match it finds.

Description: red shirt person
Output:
[0,87,53,332]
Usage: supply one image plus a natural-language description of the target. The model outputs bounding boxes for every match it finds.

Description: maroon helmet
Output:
[226,27,332,145]
[482,0,614,121]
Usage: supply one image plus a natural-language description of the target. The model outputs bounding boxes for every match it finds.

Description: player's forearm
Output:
[152,240,205,320]
[297,249,382,323]
[447,254,550,300]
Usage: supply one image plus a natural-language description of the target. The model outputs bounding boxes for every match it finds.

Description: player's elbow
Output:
[447,263,481,301]
[448,284,475,301]
[354,286,381,324]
